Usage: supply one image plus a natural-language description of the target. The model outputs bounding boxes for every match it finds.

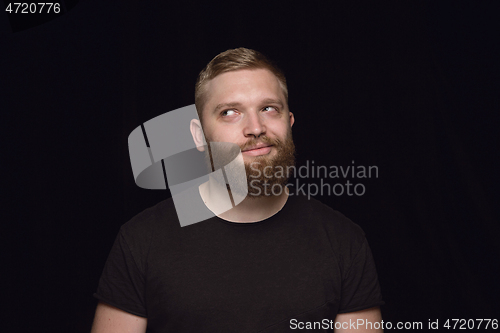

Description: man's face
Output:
[201,68,296,197]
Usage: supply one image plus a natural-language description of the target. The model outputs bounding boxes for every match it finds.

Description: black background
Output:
[2,0,499,332]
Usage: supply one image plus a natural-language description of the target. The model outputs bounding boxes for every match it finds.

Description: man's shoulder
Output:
[119,197,178,240]
[290,194,366,248]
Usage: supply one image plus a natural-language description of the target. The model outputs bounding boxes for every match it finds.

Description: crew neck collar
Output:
[214,193,294,226]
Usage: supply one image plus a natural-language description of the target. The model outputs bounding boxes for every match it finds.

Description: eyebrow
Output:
[212,99,284,114]
[260,98,284,108]
[213,102,243,114]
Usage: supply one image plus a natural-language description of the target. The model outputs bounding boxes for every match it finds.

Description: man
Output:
[91,48,384,332]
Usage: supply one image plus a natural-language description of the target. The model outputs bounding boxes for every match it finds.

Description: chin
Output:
[243,154,272,164]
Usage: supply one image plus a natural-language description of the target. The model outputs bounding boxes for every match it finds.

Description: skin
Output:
[190,68,294,222]
[334,306,383,332]
[90,302,147,333]
[91,67,383,332]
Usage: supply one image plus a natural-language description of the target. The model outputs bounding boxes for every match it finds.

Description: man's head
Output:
[195,47,288,125]
[191,48,296,197]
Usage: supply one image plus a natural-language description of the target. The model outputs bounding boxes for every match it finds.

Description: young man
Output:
[91,48,384,332]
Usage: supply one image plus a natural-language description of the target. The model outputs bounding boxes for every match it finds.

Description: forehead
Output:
[203,68,284,109]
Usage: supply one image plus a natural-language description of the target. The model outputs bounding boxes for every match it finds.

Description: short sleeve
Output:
[338,237,384,313]
[93,227,148,317]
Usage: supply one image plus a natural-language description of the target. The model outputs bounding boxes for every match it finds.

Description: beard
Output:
[243,131,295,198]
[204,129,296,198]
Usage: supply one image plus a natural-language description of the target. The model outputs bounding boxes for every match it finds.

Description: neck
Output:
[199,177,289,223]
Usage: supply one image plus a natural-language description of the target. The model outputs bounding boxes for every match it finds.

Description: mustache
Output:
[239,136,283,152]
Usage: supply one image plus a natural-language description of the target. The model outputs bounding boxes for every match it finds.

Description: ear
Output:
[190,119,206,152]
[289,111,295,128]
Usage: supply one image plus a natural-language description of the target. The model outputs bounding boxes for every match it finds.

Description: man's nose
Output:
[243,111,266,138]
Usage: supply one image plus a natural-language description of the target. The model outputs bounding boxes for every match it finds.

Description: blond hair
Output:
[194,48,288,124]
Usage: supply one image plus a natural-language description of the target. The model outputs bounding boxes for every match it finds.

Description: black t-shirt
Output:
[94,193,384,332]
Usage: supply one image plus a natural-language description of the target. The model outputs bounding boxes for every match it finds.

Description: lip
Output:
[242,145,273,156]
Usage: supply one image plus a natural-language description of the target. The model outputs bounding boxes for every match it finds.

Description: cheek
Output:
[200,121,220,141]
[268,123,290,138]
[206,127,239,143]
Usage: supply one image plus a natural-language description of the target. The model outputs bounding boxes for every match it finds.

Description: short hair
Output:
[195,47,288,124]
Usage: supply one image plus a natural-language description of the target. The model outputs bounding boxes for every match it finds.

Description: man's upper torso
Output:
[94,192,383,332]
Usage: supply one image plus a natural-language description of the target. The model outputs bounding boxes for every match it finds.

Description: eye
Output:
[263,106,278,112]
[221,109,237,117]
